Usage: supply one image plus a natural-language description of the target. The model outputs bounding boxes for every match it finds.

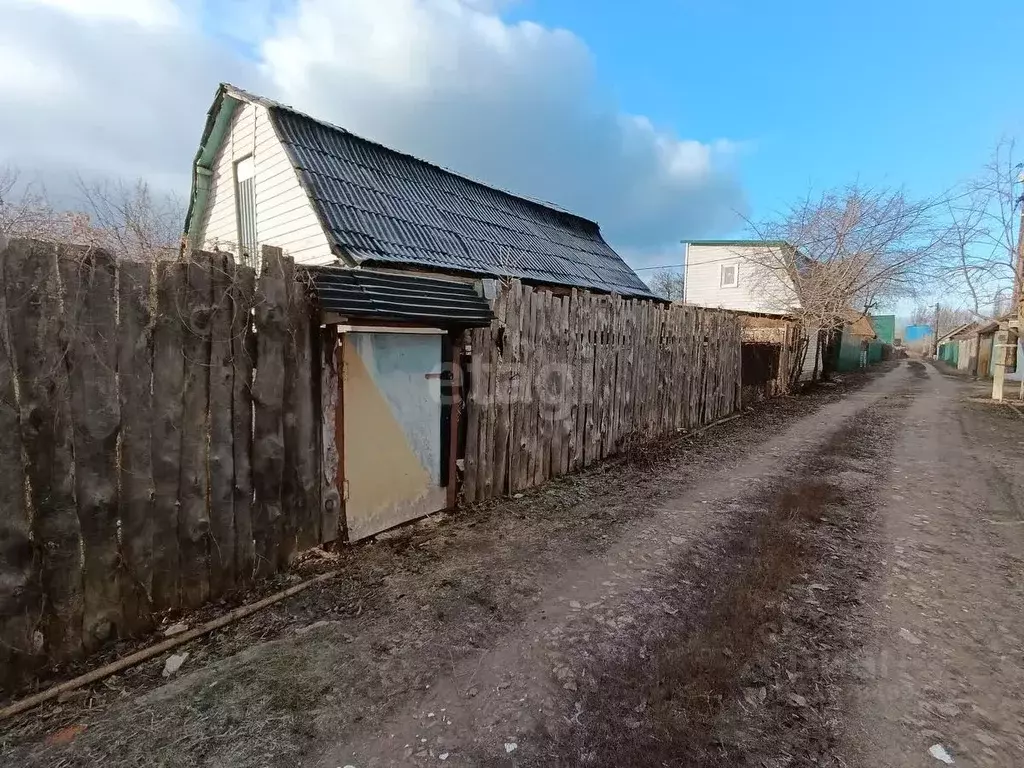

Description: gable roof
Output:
[187,84,655,298]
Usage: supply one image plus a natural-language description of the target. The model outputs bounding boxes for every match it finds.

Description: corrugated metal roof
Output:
[306,267,494,327]
[268,105,655,298]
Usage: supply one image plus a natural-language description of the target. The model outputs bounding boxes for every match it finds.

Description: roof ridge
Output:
[221,82,599,230]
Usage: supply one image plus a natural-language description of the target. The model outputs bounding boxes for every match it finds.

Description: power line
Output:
[632,263,684,272]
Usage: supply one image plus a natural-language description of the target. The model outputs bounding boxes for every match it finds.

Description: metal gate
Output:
[340,330,447,541]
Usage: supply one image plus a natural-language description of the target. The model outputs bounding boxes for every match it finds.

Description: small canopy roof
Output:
[306,267,493,328]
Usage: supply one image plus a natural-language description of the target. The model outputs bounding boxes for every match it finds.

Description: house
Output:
[936,322,975,368]
[183,84,655,541]
[834,311,879,371]
[184,84,654,298]
[681,240,799,315]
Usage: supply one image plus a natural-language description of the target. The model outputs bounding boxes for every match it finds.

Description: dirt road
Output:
[3,361,1022,767]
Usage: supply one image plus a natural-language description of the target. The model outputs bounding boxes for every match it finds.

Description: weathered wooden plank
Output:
[520,290,536,489]
[6,240,82,657]
[566,290,581,471]
[606,298,619,453]
[671,308,686,431]
[207,254,235,597]
[530,289,544,484]
[491,285,511,497]
[557,294,573,475]
[565,290,580,471]
[535,291,553,485]
[151,260,186,610]
[463,326,483,503]
[478,320,496,502]
[446,331,464,509]
[657,307,670,436]
[117,261,155,634]
[283,268,319,557]
[548,295,564,476]
[621,299,637,447]
[178,253,213,609]
[506,282,525,492]
[594,299,609,460]
[581,294,597,468]
[635,301,649,436]
[59,246,121,649]
[0,242,37,687]
[607,296,623,453]
[320,327,341,541]
[252,247,289,577]
[232,265,257,580]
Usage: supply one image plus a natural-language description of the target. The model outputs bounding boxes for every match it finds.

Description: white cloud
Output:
[0,0,747,248]
[14,0,181,27]
[258,0,746,247]
[0,0,258,199]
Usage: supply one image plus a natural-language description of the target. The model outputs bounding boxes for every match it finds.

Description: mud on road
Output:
[10,360,1017,768]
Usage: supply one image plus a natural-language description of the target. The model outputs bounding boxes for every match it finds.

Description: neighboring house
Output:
[182,83,655,543]
[184,83,654,299]
[936,322,975,368]
[681,240,799,315]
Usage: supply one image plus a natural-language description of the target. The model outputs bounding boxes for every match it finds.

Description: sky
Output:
[2,0,1023,274]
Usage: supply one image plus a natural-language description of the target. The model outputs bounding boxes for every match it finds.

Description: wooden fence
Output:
[461,281,742,502]
[0,239,330,687]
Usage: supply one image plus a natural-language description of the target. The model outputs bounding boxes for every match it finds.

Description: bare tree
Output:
[0,166,183,261]
[747,185,940,324]
[0,166,59,242]
[939,138,1022,319]
[742,184,941,381]
[647,268,684,302]
[74,176,184,261]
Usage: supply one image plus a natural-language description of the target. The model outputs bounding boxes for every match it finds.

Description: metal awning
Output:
[305,267,493,327]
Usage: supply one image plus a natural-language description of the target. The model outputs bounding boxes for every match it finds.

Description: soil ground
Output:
[2,360,1022,767]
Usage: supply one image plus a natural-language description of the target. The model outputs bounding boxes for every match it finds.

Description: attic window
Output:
[235,156,257,263]
[721,263,739,288]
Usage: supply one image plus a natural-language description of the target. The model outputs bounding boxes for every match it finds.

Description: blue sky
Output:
[506,0,1024,229]
[2,0,1022,274]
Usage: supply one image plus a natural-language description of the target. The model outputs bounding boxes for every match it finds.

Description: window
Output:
[720,263,739,288]
[234,156,257,262]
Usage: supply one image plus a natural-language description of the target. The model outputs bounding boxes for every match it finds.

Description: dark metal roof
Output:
[267,105,655,298]
[306,267,493,327]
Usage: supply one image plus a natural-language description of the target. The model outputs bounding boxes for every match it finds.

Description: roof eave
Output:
[183,84,242,248]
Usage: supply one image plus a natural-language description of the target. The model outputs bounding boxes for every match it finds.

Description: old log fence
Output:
[460,281,742,501]
[0,240,749,689]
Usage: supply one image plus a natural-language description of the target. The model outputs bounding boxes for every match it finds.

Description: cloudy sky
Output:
[2,0,1023,270]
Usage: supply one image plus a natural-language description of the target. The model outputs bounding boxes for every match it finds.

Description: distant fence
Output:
[0,240,331,688]
[461,281,742,502]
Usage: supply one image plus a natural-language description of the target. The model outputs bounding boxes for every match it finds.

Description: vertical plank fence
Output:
[0,240,328,691]
[462,281,743,502]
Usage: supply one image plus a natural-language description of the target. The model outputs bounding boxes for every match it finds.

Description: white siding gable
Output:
[683,243,798,315]
[197,101,335,266]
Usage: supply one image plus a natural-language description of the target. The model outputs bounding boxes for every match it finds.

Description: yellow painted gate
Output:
[340,330,447,541]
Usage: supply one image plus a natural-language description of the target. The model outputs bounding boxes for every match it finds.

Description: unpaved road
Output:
[2,361,1022,767]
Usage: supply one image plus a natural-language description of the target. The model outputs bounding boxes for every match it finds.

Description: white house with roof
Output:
[681,240,800,315]
[182,83,656,543]
[184,83,654,299]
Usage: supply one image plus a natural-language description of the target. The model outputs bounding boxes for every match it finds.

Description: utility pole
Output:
[934,302,940,358]
[1015,184,1024,398]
